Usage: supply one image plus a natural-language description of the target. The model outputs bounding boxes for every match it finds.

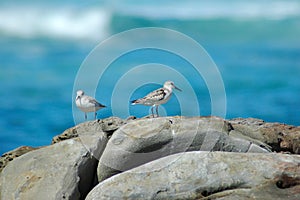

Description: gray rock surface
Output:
[0,146,38,173]
[0,134,107,200]
[52,117,125,144]
[97,116,270,182]
[87,151,300,200]
[1,116,299,200]
[229,118,300,154]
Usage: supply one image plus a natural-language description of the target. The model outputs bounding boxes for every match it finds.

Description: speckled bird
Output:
[131,81,182,117]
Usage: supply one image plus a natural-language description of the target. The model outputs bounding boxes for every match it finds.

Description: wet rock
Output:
[86,151,300,200]
[97,116,270,182]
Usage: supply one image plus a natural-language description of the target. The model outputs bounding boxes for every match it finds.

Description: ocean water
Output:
[1,0,300,154]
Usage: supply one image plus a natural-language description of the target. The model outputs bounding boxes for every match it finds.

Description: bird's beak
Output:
[175,85,182,92]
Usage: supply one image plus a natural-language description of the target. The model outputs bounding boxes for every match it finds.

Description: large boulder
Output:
[0,146,38,174]
[97,116,270,182]
[229,118,300,154]
[87,151,300,200]
[0,118,121,179]
[0,133,107,200]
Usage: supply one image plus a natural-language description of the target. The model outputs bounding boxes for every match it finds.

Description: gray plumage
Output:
[75,90,106,120]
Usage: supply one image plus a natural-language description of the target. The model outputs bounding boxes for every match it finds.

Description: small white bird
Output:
[131,81,182,117]
[75,90,106,120]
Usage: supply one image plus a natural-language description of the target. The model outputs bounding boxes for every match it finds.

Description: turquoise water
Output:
[1,0,300,154]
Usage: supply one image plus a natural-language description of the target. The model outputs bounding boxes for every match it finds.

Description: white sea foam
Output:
[0,6,110,41]
[1,1,299,41]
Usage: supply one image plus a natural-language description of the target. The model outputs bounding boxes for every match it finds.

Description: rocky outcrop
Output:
[0,116,299,200]
[87,151,300,200]
[0,133,107,200]
[229,118,300,154]
[0,146,38,173]
[97,116,270,182]
[52,117,125,144]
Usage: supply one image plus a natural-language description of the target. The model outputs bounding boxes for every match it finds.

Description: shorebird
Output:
[75,90,106,120]
[131,81,182,117]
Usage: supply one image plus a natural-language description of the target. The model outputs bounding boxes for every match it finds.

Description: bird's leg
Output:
[85,113,87,120]
[156,105,159,117]
[94,111,97,120]
[151,106,155,118]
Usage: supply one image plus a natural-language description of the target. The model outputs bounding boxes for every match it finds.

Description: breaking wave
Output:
[113,0,300,20]
[0,6,110,41]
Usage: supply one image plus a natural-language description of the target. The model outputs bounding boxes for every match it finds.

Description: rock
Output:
[51,126,79,144]
[0,146,38,174]
[1,116,298,199]
[86,151,300,200]
[229,118,300,154]
[0,133,108,200]
[229,130,272,152]
[279,130,300,154]
[101,116,125,134]
[97,116,270,182]
[52,117,125,144]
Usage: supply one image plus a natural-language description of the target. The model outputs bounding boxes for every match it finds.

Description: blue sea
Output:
[1,0,300,154]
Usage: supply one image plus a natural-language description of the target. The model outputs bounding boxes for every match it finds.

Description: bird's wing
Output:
[88,97,106,108]
[131,88,167,105]
[143,88,166,101]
